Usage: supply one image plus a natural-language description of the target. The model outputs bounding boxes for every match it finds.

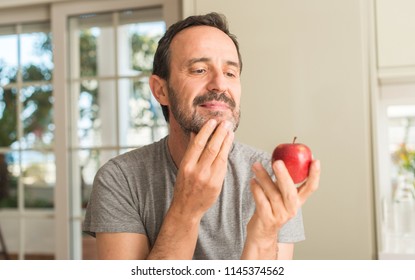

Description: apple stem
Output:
[293,136,297,144]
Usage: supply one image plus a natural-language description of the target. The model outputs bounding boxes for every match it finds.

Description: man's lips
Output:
[199,101,230,110]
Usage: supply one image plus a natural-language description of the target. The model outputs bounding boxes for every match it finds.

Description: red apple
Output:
[272,137,312,184]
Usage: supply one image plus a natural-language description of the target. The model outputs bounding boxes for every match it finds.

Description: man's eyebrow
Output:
[186,57,210,67]
[226,60,240,69]
[186,57,240,69]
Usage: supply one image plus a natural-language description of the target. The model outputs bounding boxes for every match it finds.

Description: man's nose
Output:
[206,70,227,93]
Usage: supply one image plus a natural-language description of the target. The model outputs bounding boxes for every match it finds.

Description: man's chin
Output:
[178,112,239,135]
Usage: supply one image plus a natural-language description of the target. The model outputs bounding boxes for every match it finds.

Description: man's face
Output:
[166,25,241,135]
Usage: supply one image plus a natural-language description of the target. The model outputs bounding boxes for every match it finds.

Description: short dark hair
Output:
[152,12,242,122]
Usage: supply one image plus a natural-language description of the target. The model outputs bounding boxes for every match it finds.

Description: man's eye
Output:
[192,68,206,74]
[225,71,237,78]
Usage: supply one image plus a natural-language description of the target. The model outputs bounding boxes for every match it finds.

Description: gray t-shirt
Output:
[83,136,305,259]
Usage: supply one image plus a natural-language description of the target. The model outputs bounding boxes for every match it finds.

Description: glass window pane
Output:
[21,151,55,208]
[388,105,415,202]
[0,33,18,87]
[0,151,18,209]
[0,87,18,148]
[118,20,165,76]
[76,80,116,148]
[21,29,53,82]
[21,85,54,149]
[70,13,115,78]
[388,106,415,174]
[118,78,167,147]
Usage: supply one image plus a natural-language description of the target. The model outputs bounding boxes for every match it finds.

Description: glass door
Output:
[51,0,180,259]
[68,7,168,260]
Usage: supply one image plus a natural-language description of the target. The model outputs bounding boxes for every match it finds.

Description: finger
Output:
[272,160,299,210]
[250,178,273,217]
[297,159,320,205]
[198,121,233,166]
[181,119,218,166]
[252,162,280,200]
[210,132,234,176]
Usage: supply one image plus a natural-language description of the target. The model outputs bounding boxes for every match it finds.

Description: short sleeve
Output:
[278,208,305,243]
[82,159,146,237]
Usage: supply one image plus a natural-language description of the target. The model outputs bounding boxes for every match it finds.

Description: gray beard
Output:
[167,86,240,135]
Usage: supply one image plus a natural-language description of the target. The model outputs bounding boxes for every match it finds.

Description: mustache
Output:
[193,91,236,109]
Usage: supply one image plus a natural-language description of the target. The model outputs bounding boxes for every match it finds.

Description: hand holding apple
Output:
[271,137,312,184]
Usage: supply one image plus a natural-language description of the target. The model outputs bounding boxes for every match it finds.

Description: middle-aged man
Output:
[83,12,320,260]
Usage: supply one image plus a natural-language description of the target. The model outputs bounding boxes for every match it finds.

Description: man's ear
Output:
[149,75,169,106]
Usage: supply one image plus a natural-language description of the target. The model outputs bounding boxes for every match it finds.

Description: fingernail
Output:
[252,162,261,171]
[314,159,320,170]
[275,160,284,170]
[224,121,233,131]
[208,119,217,127]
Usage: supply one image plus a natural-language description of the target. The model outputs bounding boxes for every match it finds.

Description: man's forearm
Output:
[241,235,279,260]
[147,205,201,259]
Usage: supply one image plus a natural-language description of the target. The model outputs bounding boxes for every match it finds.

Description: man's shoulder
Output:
[105,136,168,169]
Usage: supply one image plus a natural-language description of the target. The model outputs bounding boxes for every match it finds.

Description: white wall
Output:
[185,0,376,259]
[376,0,415,69]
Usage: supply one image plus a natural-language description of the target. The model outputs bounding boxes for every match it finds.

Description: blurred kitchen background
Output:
[0,0,414,260]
